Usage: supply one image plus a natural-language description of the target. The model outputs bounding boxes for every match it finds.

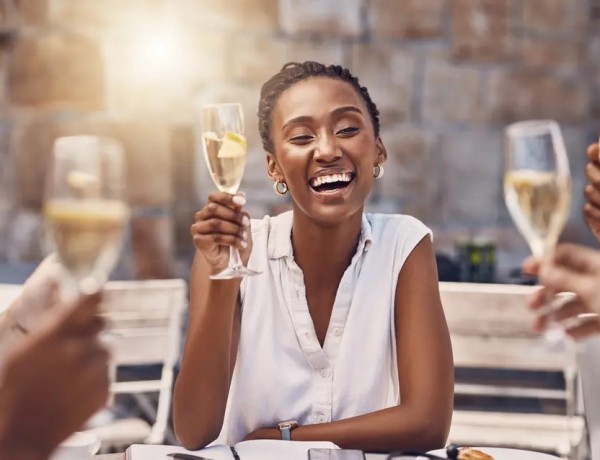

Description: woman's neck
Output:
[291,208,364,278]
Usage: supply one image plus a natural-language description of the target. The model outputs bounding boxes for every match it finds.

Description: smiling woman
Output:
[174,61,454,454]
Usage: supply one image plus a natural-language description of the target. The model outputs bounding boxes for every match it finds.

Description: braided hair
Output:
[258,61,381,153]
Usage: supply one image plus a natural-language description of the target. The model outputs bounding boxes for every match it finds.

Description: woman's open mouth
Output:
[309,172,355,194]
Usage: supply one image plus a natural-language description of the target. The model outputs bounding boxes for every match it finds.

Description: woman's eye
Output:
[337,127,359,136]
[289,135,313,143]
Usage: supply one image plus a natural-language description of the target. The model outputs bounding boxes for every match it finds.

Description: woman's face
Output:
[267,77,386,225]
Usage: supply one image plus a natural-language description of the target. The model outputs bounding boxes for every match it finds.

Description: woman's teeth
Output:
[310,172,352,188]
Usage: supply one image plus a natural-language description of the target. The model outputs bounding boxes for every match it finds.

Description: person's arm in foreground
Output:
[0,291,109,460]
[173,192,251,449]
[245,237,455,452]
[524,243,600,339]
[0,255,62,372]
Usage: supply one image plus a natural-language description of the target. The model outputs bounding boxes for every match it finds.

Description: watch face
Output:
[279,420,298,429]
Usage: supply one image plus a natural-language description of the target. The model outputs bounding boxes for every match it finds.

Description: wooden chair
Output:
[86,279,187,452]
[0,283,23,313]
[577,336,600,460]
[440,282,587,459]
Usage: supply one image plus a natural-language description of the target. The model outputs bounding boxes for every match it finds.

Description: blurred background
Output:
[0,0,598,284]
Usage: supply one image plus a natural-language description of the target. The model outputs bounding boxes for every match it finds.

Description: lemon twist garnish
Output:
[217,131,247,159]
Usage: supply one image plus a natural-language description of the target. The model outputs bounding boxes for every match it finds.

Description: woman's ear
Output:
[375,137,387,164]
[266,153,282,181]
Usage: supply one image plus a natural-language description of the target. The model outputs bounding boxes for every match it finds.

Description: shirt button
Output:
[319,369,330,378]
[333,327,342,336]
[341,283,351,293]
[317,414,326,423]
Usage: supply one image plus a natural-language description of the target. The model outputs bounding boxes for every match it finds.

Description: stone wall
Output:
[0,0,598,277]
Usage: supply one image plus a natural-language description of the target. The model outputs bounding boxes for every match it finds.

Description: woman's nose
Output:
[314,133,341,162]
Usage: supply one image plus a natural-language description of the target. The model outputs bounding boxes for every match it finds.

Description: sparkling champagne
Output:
[202,131,247,194]
[504,169,571,257]
[45,199,129,284]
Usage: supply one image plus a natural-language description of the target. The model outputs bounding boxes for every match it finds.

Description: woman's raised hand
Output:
[191,192,251,272]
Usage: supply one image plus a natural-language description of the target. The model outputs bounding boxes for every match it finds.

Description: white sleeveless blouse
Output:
[214,211,431,445]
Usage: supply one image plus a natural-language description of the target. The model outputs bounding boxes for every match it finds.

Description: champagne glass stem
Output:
[537,247,566,348]
[228,246,244,271]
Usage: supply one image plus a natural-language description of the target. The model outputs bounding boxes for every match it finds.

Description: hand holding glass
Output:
[503,120,572,345]
[200,102,260,279]
[44,136,129,295]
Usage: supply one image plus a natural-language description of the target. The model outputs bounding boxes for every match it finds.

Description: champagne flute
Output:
[200,102,260,279]
[44,135,130,297]
[503,120,572,345]
[504,121,579,458]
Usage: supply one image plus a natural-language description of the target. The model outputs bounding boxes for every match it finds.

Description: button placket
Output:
[312,363,333,425]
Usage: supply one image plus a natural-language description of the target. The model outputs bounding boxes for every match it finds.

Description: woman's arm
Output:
[173,192,250,449]
[246,236,454,452]
[173,253,242,449]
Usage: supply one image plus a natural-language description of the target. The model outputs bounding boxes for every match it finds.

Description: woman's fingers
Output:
[190,192,251,256]
[585,184,600,209]
[586,143,599,163]
[195,201,246,226]
[527,287,547,311]
[586,162,600,190]
[192,195,249,240]
[192,218,247,238]
[565,316,600,340]
[207,191,246,209]
[552,298,586,322]
[193,233,247,251]
[522,256,540,277]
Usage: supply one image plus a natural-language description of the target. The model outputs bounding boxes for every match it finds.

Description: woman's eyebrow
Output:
[331,105,363,117]
[282,115,313,130]
[281,106,363,130]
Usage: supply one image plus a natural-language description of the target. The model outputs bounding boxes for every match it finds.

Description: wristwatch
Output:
[277,420,298,440]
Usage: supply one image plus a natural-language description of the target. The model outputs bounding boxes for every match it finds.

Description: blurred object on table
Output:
[455,238,496,283]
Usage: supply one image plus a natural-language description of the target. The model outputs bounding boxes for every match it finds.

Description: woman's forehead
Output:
[274,77,367,122]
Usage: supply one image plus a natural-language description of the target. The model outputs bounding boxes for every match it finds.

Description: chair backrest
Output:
[576,336,600,460]
[440,281,575,372]
[101,278,187,444]
[0,283,23,314]
[440,281,578,404]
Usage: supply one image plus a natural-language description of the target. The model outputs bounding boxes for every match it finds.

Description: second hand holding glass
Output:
[503,120,572,347]
[200,102,260,280]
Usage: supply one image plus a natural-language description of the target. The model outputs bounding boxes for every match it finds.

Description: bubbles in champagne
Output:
[202,131,247,194]
[504,170,571,258]
[44,199,129,286]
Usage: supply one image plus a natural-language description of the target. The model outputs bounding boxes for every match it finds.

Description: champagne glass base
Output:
[209,265,262,280]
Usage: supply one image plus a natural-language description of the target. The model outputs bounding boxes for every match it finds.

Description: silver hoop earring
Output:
[373,164,384,179]
[273,180,288,195]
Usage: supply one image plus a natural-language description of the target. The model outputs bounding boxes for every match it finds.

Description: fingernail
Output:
[233,195,246,206]
[242,231,247,241]
[242,215,250,226]
[240,240,248,249]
